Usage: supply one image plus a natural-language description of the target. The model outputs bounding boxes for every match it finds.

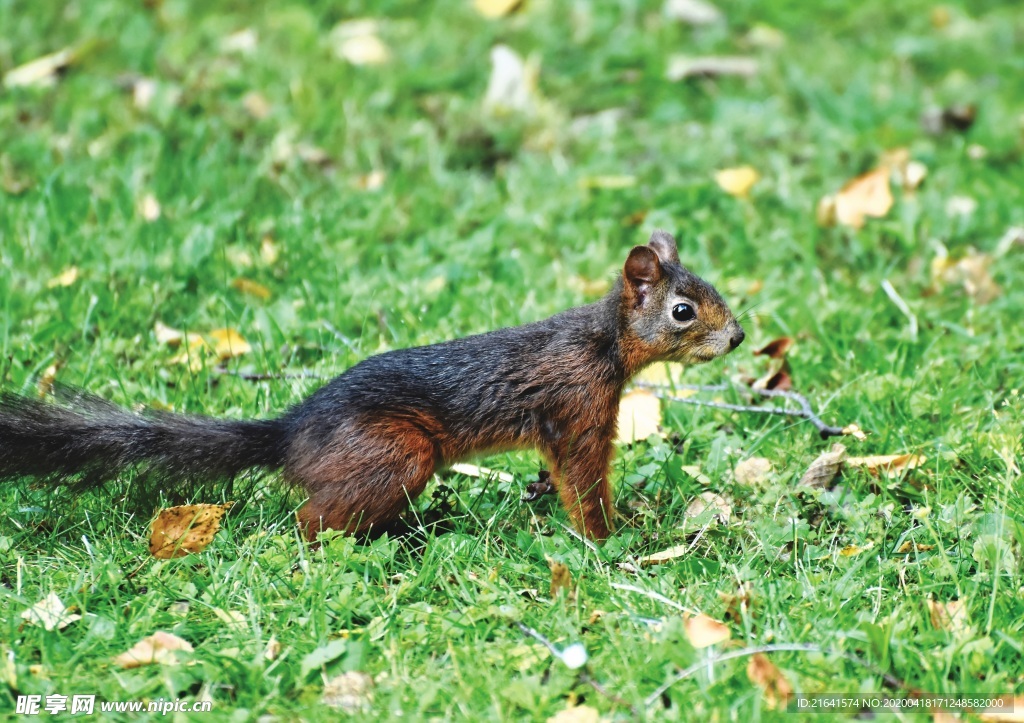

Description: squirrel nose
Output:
[728,326,745,350]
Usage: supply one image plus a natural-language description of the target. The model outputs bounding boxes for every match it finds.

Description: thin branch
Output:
[215,366,327,382]
[635,382,864,440]
[609,582,692,614]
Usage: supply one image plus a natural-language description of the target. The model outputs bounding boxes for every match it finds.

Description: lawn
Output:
[1,0,1023,719]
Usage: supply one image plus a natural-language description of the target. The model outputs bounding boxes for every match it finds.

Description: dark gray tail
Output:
[0,388,289,491]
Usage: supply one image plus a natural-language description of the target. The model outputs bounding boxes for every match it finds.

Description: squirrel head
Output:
[618,230,744,369]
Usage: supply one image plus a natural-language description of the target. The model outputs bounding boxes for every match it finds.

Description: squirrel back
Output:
[0,230,743,541]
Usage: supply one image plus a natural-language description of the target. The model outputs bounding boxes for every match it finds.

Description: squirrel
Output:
[0,231,744,542]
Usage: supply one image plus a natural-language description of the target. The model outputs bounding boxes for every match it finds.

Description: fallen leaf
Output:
[666,55,758,81]
[139,193,161,222]
[132,77,157,109]
[331,20,390,66]
[798,443,847,488]
[718,582,754,622]
[979,696,1024,722]
[744,24,786,49]
[208,328,252,360]
[220,28,258,55]
[932,248,1000,304]
[46,266,79,288]
[154,321,202,347]
[747,653,793,710]
[450,463,514,484]
[4,47,75,88]
[148,503,233,559]
[547,704,600,723]
[264,636,281,661]
[114,632,193,668]
[846,453,926,478]
[323,671,374,713]
[242,91,271,120]
[753,337,793,359]
[21,593,81,631]
[751,364,792,391]
[663,0,722,25]
[484,44,539,116]
[616,389,662,443]
[896,541,935,554]
[231,277,271,300]
[714,166,759,198]
[685,492,731,524]
[684,613,730,648]
[841,424,868,441]
[638,544,690,566]
[354,170,386,191]
[474,0,523,18]
[927,599,969,636]
[901,160,927,191]
[37,362,60,397]
[830,165,893,229]
[548,557,574,600]
[168,336,209,371]
[260,236,280,265]
[734,457,771,485]
[839,542,874,557]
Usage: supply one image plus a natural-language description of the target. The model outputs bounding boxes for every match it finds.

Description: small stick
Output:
[609,582,693,614]
[635,382,864,440]
[881,279,918,341]
[215,367,326,382]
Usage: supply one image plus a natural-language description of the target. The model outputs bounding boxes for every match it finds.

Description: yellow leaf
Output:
[113,631,193,669]
[734,457,771,485]
[154,321,203,348]
[747,653,793,710]
[20,593,81,631]
[638,544,690,567]
[46,266,78,288]
[616,389,662,443]
[475,0,524,19]
[798,443,846,488]
[260,235,280,265]
[715,166,759,198]
[37,362,60,397]
[684,613,730,648]
[832,166,893,228]
[839,541,874,557]
[148,503,233,559]
[231,277,272,300]
[896,541,935,554]
[547,556,574,601]
[685,491,731,524]
[168,337,209,371]
[547,704,600,723]
[207,328,251,360]
[3,47,75,88]
[323,671,375,713]
[354,169,386,190]
[846,453,926,478]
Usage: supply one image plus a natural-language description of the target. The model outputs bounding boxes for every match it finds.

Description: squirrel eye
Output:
[672,303,696,322]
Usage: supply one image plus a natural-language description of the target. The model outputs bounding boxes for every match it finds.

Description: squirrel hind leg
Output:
[290,420,441,541]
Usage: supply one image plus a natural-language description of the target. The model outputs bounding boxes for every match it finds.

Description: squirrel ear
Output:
[647,230,681,265]
[623,245,662,303]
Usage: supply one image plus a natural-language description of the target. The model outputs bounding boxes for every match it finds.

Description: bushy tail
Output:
[0,388,289,491]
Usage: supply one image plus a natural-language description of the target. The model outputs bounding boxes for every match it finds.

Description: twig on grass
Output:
[635,382,865,440]
[215,366,327,382]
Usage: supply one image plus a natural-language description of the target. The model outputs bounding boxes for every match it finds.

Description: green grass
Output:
[2,0,1023,719]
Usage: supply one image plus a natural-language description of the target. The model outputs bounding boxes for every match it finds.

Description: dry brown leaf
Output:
[547,557,574,600]
[685,492,731,524]
[616,389,662,443]
[21,593,81,631]
[231,277,272,300]
[747,653,793,710]
[242,91,271,120]
[331,20,390,66]
[663,0,722,25]
[114,631,193,668]
[667,55,758,81]
[714,166,759,198]
[139,193,161,222]
[547,704,601,723]
[896,541,935,554]
[753,337,793,359]
[4,47,75,88]
[734,457,771,485]
[474,0,523,19]
[798,443,847,488]
[46,266,79,289]
[979,696,1024,722]
[831,166,893,229]
[208,328,251,360]
[149,503,233,559]
[323,671,374,713]
[638,544,690,567]
[751,361,792,392]
[927,599,970,636]
[846,453,926,478]
[718,582,754,623]
[684,613,730,648]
